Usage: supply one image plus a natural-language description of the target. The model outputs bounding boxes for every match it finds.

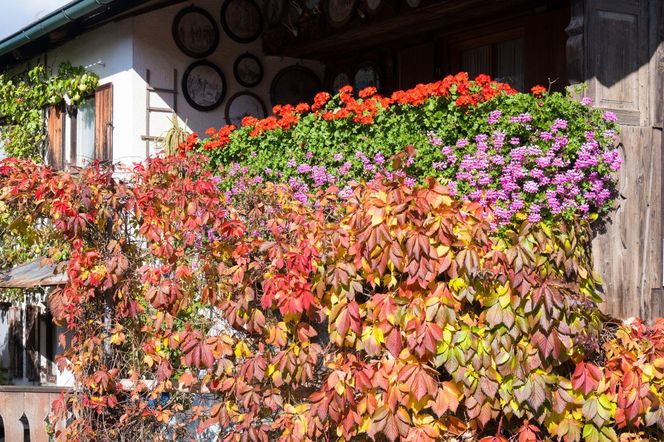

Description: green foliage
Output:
[0,62,99,160]
[198,77,619,226]
[160,115,191,156]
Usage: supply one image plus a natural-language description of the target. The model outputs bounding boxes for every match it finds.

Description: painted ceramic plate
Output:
[221,0,264,43]
[182,60,227,111]
[172,6,219,58]
[270,66,322,106]
[331,71,351,93]
[327,0,357,27]
[226,91,267,127]
[354,63,381,91]
[234,53,264,87]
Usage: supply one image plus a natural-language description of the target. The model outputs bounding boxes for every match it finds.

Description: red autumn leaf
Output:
[178,371,195,388]
[384,325,403,357]
[398,364,437,402]
[368,406,411,442]
[334,300,361,337]
[180,330,215,369]
[429,381,461,416]
[571,362,603,395]
[479,437,508,442]
[518,420,541,442]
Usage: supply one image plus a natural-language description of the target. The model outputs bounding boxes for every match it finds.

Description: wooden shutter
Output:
[95,83,113,162]
[44,310,56,381]
[8,306,23,379]
[25,305,39,382]
[47,106,64,169]
[585,0,649,126]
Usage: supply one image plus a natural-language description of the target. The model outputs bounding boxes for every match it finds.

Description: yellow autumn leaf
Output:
[110,333,124,345]
[498,292,511,309]
[358,415,371,433]
[234,341,250,358]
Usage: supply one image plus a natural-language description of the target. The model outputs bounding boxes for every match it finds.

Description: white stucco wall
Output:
[131,0,324,154]
[12,1,323,166]
[44,19,141,165]
[0,304,9,378]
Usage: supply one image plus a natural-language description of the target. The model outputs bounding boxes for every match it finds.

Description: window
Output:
[446,28,526,92]
[1,300,58,384]
[47,83,113,169]
[461,37,524,91]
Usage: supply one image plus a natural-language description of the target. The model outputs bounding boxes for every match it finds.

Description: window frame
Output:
[46,82,113,169]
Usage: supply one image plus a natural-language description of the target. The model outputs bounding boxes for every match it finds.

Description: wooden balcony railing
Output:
[0,385,68,442]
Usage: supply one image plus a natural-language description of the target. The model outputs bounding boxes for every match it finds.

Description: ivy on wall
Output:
[0,62,99,160]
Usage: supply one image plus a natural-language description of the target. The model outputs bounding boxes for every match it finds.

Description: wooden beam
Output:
[263,0,537,58]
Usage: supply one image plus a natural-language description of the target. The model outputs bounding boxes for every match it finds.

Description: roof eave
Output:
[0,0,116,59]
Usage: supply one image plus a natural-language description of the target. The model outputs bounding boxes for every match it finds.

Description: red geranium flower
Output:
[242,116,259,127]
[531,85,547,96]
[312,92,331,111]
[359,87,377,98]
[295,103,310,114]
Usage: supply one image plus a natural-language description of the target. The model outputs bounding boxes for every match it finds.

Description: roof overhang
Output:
[0,0,164,69]
[0,260,67,289]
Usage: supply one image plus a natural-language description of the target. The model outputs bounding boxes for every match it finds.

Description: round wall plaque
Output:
[221,0,264,43]
[225,91,267,127]
[182,60,227,112]
[172,6,219,58]
[233,53,264,88]
[270,66,322,106]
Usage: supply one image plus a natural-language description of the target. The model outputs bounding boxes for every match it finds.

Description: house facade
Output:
[0,0,663,440]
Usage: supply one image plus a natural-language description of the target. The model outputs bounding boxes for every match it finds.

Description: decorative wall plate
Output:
[326,0,357,27]
[331,71,351,93]
[225,91,267,127]
[270,66,322,106]
[221,0,264,43]
[172,6,219,58]
[353,63,382,91]
[234,53,264,87]
[182,60,227,112]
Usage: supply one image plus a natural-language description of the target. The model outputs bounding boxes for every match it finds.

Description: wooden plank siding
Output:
[592,127,662,319]
[572,0,664,320]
